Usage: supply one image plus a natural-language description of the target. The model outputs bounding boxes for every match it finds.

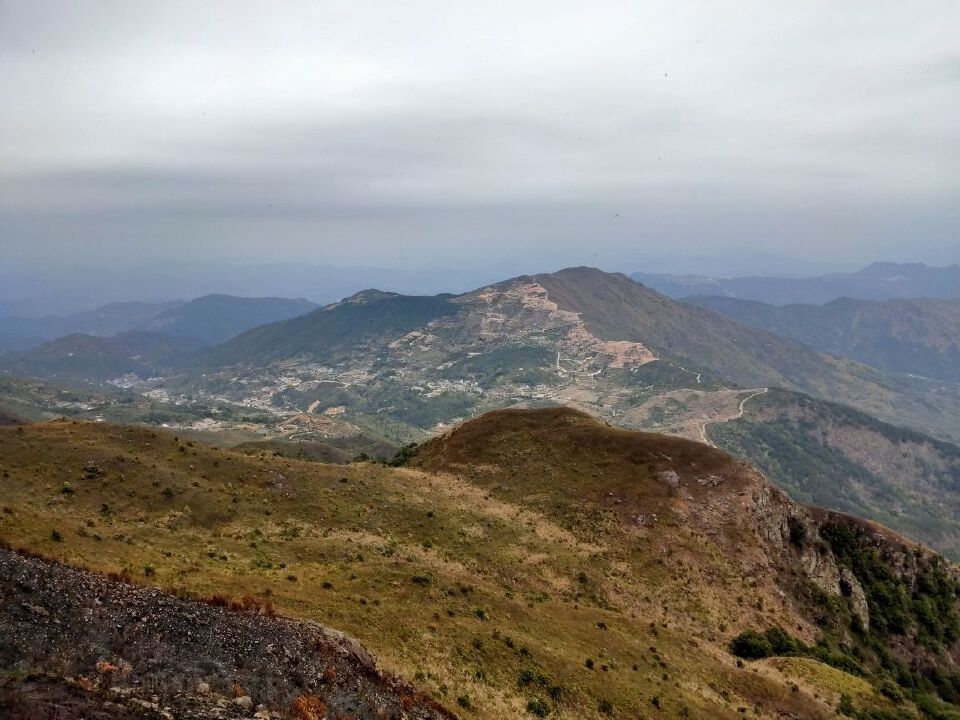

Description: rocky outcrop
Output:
[0,549,452,720]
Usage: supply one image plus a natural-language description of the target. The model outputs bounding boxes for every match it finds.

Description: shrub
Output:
[526,698,550,717]
[50,529,62,543]
[837,693,855,717]
[292,694,327,720]
[730,630,772,660]
[730,627,805,660]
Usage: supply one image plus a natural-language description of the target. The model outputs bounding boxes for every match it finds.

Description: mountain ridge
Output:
[632,262,960,305]
[685,295,960,382]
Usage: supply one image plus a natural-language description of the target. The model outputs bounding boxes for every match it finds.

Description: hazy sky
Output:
[2,1,959,290]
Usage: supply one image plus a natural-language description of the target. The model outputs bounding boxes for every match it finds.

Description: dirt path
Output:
[696,387,767,447]
[737,387,768,419]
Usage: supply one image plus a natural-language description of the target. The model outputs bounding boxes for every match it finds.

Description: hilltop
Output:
[4,411,960,718]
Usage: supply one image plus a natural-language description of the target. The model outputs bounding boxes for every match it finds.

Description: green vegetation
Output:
[732,516,960,719]
[202,292,461,366]
[686,295,960,383]
[709,388,960,559]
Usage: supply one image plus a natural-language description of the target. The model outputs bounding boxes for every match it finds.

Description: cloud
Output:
[1,0,958,282]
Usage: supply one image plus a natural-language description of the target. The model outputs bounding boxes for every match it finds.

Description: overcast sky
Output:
[1,0,958,301]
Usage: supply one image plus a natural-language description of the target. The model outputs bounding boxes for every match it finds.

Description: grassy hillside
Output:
[686,296,960,382]
[3,411,960,719]
[707,389,960,558]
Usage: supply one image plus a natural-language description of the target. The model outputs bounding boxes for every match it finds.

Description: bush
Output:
[526,698,550,717]
[730,630,773,660]
[837,693,855,717]
[730,627,805,660]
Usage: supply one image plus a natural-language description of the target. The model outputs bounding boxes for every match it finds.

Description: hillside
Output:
[0,301,182,352]
[537,268,879,395]
[685,296,960,382]
[201,291,461,365]
[4,411,960,718]
[0,331,199,381]
[143,294,318,345]
[707,389,960,558]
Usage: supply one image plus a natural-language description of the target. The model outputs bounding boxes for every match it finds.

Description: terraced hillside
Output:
[3,411,960,719]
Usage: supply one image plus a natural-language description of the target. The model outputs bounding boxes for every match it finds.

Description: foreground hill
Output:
[686,296,960,382]
[632,262,960,305]
[4,411,960,718]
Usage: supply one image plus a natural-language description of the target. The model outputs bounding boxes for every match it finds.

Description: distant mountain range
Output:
[686,295,960,382]
[632,262,960,305]
[0,294,317,352]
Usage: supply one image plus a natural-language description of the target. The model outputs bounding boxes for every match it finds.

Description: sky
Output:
[1,1,959,310]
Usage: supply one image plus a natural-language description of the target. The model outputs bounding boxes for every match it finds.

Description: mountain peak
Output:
[339,289,400,305]
[413,406,753,504]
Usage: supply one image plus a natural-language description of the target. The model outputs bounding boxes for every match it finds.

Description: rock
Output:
[657,470,680,488]
[234,695,254,711]
[22,602,49,617]
[840,568,870,631]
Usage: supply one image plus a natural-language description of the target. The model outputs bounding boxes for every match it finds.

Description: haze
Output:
[1,1,958,313]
